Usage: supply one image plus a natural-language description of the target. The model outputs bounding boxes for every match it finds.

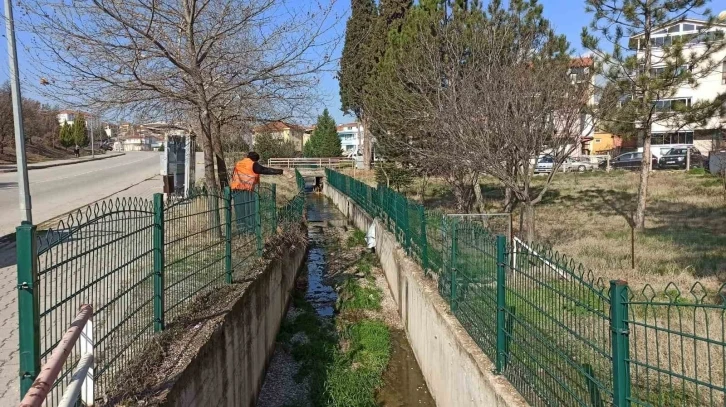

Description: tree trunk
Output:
[210,119,229,190]
[472,174,485,213]
[524,201,535,244]
[633,12,653,231]
[198,132,217,194]
[633,129,651,230]
[504,186,514,213]
[449,172,475,213]
[360,112,372,171]
[419,175,429,205]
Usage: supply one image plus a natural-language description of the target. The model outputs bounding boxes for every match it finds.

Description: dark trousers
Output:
[231,190,256,234]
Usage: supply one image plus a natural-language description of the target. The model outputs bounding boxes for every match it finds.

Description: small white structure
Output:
[122,137,153,151]
[160,131,196,197]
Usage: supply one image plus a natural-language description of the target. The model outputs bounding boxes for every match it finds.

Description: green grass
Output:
[325,320,391,407]
[339,278,382,311]
[347,229,367,248]
[277,243,391,407]
[356,252,377,277]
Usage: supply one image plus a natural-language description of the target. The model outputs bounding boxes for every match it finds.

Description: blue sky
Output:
[0,0,631,124]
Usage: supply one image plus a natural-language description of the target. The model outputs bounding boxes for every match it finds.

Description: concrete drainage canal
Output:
[257,192,435,407]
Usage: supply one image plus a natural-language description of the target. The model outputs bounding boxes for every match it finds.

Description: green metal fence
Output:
[326,168,726,407]
[17,173,306,404]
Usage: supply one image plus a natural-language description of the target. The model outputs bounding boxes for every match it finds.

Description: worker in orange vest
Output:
[230,152,284,232]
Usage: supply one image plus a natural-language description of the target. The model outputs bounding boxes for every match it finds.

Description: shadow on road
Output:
[0,239,16,269]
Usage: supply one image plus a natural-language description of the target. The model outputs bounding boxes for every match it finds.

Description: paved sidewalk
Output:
[0,152,125,173]
[0,174,163,405]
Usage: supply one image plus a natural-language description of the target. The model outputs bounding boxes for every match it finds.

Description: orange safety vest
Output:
[230,158,260,191]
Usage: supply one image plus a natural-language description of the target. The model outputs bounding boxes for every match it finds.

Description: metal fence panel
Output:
[325,168,726,407]
[19,174,306,404]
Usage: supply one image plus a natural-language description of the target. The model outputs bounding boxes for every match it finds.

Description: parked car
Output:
[566,157,599,172]
[601,152,658,170]
[535,155,564,174]
[648,144,693,160]
[658,147,705,169]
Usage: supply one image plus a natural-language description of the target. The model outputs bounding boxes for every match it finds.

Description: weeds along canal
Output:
[256,191,434,407]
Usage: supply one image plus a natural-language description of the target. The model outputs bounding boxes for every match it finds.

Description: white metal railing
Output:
[267,157,355,169]
[20,304,94,407]
[511,236,569,281]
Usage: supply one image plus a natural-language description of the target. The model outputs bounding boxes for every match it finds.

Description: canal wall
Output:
[158,240,307,407]
[324,182,527,407]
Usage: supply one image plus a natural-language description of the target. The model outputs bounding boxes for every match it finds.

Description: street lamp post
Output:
[4,0,33,223]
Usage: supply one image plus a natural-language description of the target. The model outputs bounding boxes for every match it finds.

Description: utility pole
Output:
[4,0,33,223]
[90,120,95,158]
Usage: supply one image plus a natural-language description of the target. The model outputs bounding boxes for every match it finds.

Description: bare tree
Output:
[23,0,339,190]
[363,0,596,241]
[0,83,12,155]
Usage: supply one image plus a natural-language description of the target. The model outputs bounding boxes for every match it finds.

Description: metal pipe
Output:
[4,0,32,223]
[20,304,93,407]
[56,353,94,407]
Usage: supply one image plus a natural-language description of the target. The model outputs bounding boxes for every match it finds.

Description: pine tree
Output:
[72,114,89,146]
[582,0,726,229]
[253,132,297,162]
[304,109,341,157]
[59,122,74,147]
[339,0,377,118]
[340,0,411,169]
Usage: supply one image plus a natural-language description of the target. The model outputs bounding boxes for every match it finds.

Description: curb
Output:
[0,153,126,173]
[0,173,158,248]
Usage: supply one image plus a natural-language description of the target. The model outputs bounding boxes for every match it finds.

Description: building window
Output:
[654,98,691,112]
[651,65,689,78]
[594,138,601,143]
[652,131,694,145]
[722,60,726,85]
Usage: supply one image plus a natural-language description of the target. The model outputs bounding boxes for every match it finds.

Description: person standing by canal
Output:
[229,151,284,232]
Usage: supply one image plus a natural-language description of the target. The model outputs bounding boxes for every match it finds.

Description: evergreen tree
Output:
[340,0,410,169]
[582,0,726,229]
[253,132,297,163]
[304,109,341,157]
[72,114,89,146]
[339,0,377,118]
[59,122,74,147]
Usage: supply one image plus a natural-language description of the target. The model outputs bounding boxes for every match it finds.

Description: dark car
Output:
[601,152,658,170]
[658,147,705,169]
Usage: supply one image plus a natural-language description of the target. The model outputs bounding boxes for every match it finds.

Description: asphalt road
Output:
[0,151,161,237]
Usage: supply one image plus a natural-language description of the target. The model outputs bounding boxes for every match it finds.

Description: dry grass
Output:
[264,174,300,204]
[383,169,726,294]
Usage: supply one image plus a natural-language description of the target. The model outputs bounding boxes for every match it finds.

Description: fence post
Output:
[449,218,458,311]
[610,280,631,407]
[224,187,233,284]
[495,234,508,374]
[16,223,39,399]
[153,193,165,332]
[418,205,429,274]
[402,198,411,254]
[255,191,263,256]
[271,183,278,233]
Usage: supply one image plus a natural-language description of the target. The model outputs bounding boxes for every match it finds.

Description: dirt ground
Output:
[0,144,76,164]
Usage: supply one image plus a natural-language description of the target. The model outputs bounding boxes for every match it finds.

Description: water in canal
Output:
[257,191,434,407]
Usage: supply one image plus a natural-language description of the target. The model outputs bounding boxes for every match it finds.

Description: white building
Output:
[337,122,364,155]
[630,18,726,154]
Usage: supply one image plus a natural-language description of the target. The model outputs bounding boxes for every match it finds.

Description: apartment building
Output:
[336,122,364,155]
[252,121,306,151]
[630,18,726,154]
